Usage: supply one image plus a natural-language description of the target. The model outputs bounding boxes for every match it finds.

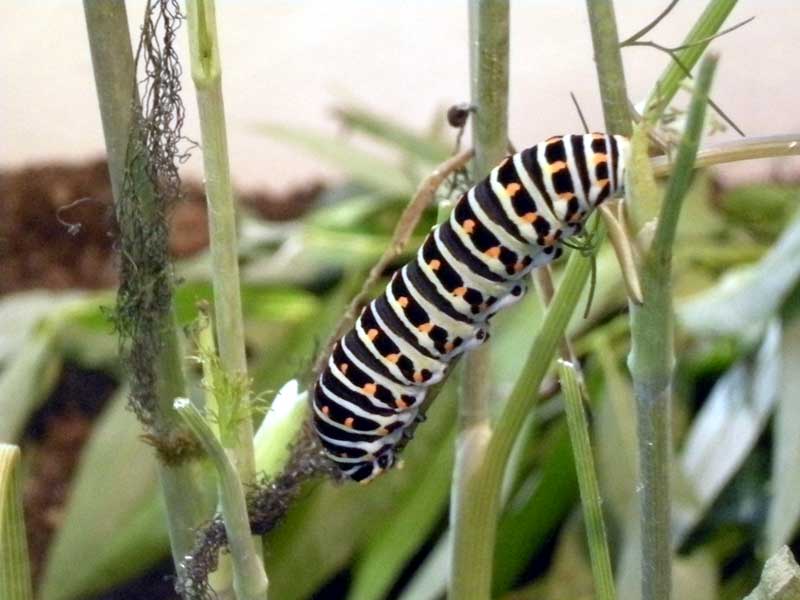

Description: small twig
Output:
[311,148,474,378]
[670,16,754,51]
[598,204,644,305]
[570,92,591,134]
[619,0,681,46]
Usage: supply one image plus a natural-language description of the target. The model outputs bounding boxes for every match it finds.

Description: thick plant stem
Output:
[449,2,508,599]
[586,0,632,136]
[629,55,718,600]
[83,1,209,574]
[187,0,256,483]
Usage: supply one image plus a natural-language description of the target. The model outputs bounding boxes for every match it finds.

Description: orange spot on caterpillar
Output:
[559,192,575,201]
[396,397,409,409]
[429,259,441,271]
[592,133,605,140]
[513,262,525,273]
[463,219,476,234]
[522,212,538,223]
[444,341,455,352]
[548,161,567,174]
[453,286,467,297]
[546,135,561,143]
[340,363,349,374]
[505,182,522,197]
[363,383,377,395]
[322,406,330,415]
[413,371,424,383]
[386,353,400,363]
[397,296,409,308]
[418,322,434,333]
[344,417,354,428]
[367,328,379,341]
[378,427,389,435]
[596,179,609,188]
[485,246,501,259]
[592,153,608,165]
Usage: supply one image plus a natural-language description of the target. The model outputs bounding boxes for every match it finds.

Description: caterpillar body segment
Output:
[313,133,629,483]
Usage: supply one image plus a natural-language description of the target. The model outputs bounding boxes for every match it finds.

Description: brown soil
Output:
[0,159,322,293]
[1,159,323,598]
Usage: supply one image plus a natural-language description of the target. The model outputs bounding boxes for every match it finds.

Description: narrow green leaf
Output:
[253,123,414,196]
[0,326,62,443]
[766,318,800,552]
[333,104,450,164]
[675,322,781,544]
[347,416,454,600]
[40,390,175,600]
[0,444,34,600]
[679,209,800,339]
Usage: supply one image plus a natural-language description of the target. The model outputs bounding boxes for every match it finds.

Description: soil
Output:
[0,159,322,598]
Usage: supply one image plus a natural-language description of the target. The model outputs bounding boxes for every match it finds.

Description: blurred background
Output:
[2,2,800,600]
[3,0,799,189]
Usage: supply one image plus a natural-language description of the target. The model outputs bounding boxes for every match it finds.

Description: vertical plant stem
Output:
[557,362,616,600]
[628,55,718,600]
[586,0,632,136]
[0,445,33,600]
[175,400,268,600]
[186,0,257,484]
[449,2,508,599]
[83,1,209,574]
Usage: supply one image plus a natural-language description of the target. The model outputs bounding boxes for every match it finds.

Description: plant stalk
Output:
[628,55,718,600]
[586,0,632,136]
[557,362,616,600]
[449,1,508,598]
[0,445,33,600]
[186,0,257,483]
[175,400,268,600]
[83,0,209,573]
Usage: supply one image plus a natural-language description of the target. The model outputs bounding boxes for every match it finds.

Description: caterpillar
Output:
[313,133,630,483]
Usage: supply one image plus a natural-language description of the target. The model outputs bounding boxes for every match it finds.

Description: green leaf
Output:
[264,384,457,600]
[333,104,450,164]
[675,322,781,544]
[395,532,450,600]
[0,325,62,443]
[679,210,800,339]
[766,318,800,552]
[347,415,454,600]
[492,421,580,594]
[0,444,34,600]
[253,123,414,196]
[39,389,171,600]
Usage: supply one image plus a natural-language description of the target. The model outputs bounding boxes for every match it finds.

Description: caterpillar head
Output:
[348,450,397,484]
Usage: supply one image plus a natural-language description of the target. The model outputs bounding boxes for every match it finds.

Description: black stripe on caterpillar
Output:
[313,133,630,483]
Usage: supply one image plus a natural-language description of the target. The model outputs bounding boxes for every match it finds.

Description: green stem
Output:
[83,1,209,574]
[449,2,508,599]
[186,0,256,482]
[651,133,800,177]
[628,55,718,600]
[0,445,33,600]
[643,0,738,123]
[175,400,268,600]
[557,362,616,600]
[586,0,632,136]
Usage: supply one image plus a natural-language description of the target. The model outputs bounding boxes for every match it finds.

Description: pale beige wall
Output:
[2,1,798,191]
